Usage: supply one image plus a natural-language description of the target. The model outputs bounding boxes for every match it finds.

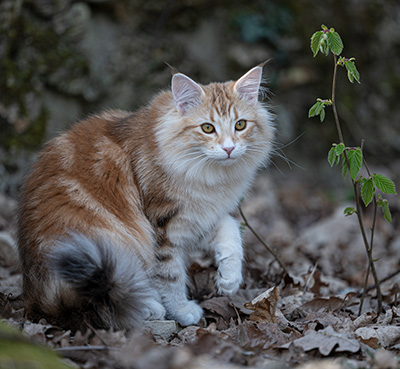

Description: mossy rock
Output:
[0,321,73,369]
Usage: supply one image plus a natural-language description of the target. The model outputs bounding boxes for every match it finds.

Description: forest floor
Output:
[0,165,399,369]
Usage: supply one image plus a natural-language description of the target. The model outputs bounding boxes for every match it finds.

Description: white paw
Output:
[143,299,166,321]
[168,300,203,326]
[216,265,242,295]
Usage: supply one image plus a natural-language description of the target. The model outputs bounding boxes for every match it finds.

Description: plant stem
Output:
[331,54,383,314]
[358,262,371,315]
[238,205,288,275]
[332,55,345,145]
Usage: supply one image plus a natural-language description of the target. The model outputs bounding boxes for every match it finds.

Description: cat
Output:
[17,65,275,331]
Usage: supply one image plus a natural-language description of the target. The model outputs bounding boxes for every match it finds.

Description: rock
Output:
[0,193,17,222]
[142,320,181,341]
[0,231,18,268]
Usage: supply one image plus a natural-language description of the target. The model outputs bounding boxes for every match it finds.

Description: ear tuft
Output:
[172,73,204,115]
[233,66,263,106]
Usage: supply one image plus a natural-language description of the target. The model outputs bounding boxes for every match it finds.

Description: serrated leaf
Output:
[344,207,356,216]
[328,147,336,167]
[342,154,348,178]
[382,201,392,223]
[311,31,324,57]
[309,101,320,117]
[345,60,360,84]
[309,101,325,120]
[320,108,325,122]
[327,31,343,55]
[335,143,345,156]
[361,178,375,207]
[320,39,329,56]
[348,70,354,83]
[373,174,397,194]
[347,148,362,181]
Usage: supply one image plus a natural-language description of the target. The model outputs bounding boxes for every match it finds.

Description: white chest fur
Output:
[166,168,253,249]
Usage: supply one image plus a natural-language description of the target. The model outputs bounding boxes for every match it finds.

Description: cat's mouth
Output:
[217,156,238,165]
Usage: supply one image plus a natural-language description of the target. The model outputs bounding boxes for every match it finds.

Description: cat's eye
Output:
[201,123,215,134]
[235,120,247,131]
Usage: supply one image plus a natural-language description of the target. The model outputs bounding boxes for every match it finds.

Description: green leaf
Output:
[320,39,329,55]
[327,31,344,55]
[377,197,393,223]
[373,174,397,194]
[344,206,356,216]
[345,60,360,84]
[311,31,324,57]
[347,148,362,181]
[335,143,345,156]
[361,178,375,207]
[309,101,326,121]
[319,108,325,122]
[382,202,392,223]
[308,101,321,117]
[341,154,348,178]
[328,146,336,167]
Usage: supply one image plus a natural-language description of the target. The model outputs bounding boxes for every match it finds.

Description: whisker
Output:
[272,149,304,170]
[274,132,305,150]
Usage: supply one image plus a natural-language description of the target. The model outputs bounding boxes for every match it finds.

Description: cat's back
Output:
[18,110,150,255]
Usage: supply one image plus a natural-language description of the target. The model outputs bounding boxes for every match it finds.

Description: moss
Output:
[0,0,89,150]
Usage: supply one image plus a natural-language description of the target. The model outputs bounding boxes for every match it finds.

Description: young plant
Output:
[308,25,397,314]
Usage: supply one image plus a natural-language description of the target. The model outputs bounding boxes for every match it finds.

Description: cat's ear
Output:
[233,66,262,106]
[172,73,205,115]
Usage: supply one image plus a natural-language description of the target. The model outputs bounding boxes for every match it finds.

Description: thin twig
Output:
[238,205,288,275]
[362,268,400,295]
[304,262,318,292]
[55,346,118,352]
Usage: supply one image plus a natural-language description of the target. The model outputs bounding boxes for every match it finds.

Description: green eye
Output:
[201,123,215,134]
[235,119,247,131]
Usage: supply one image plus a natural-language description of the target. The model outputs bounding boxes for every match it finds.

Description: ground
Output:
[0,166,399,369]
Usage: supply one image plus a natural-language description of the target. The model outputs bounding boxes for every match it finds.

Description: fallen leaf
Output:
[201,296,237,322]
[221,320,293,351]
[355,326,400,348]
[244,286,280,323]
[282,326,360,356]
[301,293,356,313]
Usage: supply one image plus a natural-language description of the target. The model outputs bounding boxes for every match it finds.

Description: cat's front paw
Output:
[216,266,243,296]
[143,299,166,321]
[167,301,203,326]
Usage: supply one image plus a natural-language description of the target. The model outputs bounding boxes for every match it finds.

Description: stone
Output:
[0,231,18,268]
[142,320,181,341]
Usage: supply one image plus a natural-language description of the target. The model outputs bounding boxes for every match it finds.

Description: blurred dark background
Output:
[1,0,400,198]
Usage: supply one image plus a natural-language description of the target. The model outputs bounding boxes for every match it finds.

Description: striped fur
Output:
[17,66,274,330]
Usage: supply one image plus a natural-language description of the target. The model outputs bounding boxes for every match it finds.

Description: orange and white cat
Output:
[17,66,274,330]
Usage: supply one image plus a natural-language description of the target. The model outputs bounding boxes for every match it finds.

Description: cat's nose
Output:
[223,146,235,157]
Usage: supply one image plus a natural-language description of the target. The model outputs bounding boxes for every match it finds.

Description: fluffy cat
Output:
[17,66,274,330]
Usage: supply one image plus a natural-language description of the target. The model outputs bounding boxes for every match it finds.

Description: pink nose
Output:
[223,146,235,157]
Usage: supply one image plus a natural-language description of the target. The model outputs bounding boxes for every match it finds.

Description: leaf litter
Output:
[1,172,400,368]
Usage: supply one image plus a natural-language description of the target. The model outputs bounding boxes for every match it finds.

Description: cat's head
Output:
[156,66,274,180]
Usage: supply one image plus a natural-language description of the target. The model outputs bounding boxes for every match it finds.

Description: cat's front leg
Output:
[214,215,243,295]
[153,241,203,326]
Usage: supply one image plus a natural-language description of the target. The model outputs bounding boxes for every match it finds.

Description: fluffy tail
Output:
[48,234,162,331]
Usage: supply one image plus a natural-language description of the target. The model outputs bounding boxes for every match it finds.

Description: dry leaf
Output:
[201,296,237,322]
[355,326,400,348]
[283,326,360,356]
[244,286,280,323]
